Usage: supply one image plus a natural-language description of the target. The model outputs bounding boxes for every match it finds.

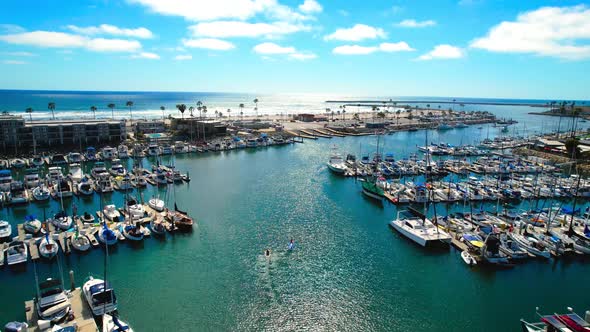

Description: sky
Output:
[0,0,589,99]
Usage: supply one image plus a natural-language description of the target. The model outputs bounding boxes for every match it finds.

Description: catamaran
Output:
[389,210,452,247]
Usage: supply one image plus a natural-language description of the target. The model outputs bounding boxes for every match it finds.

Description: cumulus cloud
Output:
[396,19,436,28]
[470,5,590,60]
[2,60,26,65]
[333,42,415,55]
[183,38,236,50]
[174,54,192,60]
[418,44,463,60]
[189,21,310,38]
[289,52,317,60]
[324,24,386,41]
[0,30,141,52]
[131,52,160,59]
[299,0,322,13]
[67,24,153,39]
[0,24,25,34]
[252,42,316,60]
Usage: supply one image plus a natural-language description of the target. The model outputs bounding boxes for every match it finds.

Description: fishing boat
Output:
[0,220,12,239]
[327,148,347,174]
[68,162,83,182]
[39,233,59,259]
[91,161,109,179]
[9,181,29,205]
[148,196,165,212]
[101,146,117,160]
[102,204,121,222]
[102,313,134,332]
[109,159,127,176]
[24,215,42,234]
[36,278,72,323]
[361,179,385,200]
[77,177,94,196]
[509,233,551,259]
[71,229,91,252]
[51,211,73,231]
[67,152,84,163]
[81,211,96,224]
[174,141,187,154]
[460,250,477,266]
[6,240,28,265]
[117,144,129,159]
[520,308,590,332]
[389,211,452,247]
[82,276,118,315]
[0,169,13,192]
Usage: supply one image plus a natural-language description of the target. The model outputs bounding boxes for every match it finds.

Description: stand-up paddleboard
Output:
[288,242,295,250]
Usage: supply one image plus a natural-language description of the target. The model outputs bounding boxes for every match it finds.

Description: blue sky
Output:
[0,0,589,99]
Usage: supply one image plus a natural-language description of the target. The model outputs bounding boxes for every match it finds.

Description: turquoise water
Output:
[1,127,590,331]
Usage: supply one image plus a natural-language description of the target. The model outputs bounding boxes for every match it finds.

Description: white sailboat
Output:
[389,210,451,247]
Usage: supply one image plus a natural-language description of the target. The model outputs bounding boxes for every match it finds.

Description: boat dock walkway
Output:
[301,129,331,138]
[448,231,482,262]
[25,288,98,332]
[0,243,7,266]
[285,130,317,140]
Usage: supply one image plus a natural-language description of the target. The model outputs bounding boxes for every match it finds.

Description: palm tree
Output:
[126,101,134,121]
[331,111,335,122]
[202,105,208,141]
[214,110,218,119]
[176,104,187,119]
[197,101,203,119]
[337,110,341,122]
[108,103,116,118]
[227,109,231,121]
[159,105,166,119]
[253,98,259,118]
[48,102,56,120]
[396,109,401,125]
[342,109,346,122]
[90,106,97,119]
[239,103,244,121]
[557,101,566,138]
[189,106,194,118]
[25,107,33,121]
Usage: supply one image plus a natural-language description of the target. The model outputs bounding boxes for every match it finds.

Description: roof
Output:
[536,138,564,147]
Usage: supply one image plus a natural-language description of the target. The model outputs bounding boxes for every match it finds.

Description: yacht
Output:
[246,138,258,148]
[24,215,42,234]
[85,147,98,161]
[115,176,133,191]
[96,176,114,193]
[77,177,94,196]
[102,313,133,332]
[24,167,41,188]
[91,161,109,179]
[98,225,118,246]
[51,211,73,231]
[389,211,452,247]
[131,144,145,158]
[152,169,168,186]
[174,141,187,154]
[82,276,118,316]
[8,181,28,205]
[126,196,145,219]
[49,154,68,166]
[147,144,160,156]
[39,234,59,259]
[103,204,121,222]
[0,220,12,240]
[29,155,45,167]
[6,240,28,265]
[67,152,84,163]
[68,163,84,183]
[101,146,117,160]
[117,144,129,159]
[32,185,51,201]
[0,169,13,192]
[109,159,127,176]
[148,196,165,212]
[327,151,347,175]
[161,144,173,155]
[36,278,72,323]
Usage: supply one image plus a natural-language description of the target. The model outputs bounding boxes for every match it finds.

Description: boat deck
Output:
[25,288,98,332]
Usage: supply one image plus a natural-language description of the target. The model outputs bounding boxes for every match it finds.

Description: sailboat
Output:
[389,210,452,247]
[38,232,58,259]
[71,227,91,252]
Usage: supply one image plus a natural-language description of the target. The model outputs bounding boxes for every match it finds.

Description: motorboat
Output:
[115,176,133,191]
[6,240,28,265]
[166,210,193,231]
[85,147,98,161]
[0,220,12,239]
[71,231,91,252]
[51,211,73,231]
[172,170,183,183]
[81,212,96,225]
[509,233,551,259]
[46,166,64,185]
[49,154,68,165]
[126,196,145,219]
[152,169,168,186]
[131,144,146,158]
[68,163,83,182]
[36,278,72,323]
[117,144,129,159]
[361,180,385,200]
[389,211,452,247]
[481,234,512,266]
[77,177,94,196]
[134,175,147,187]
[520,308,590,332]
[53,178,73,198]
[147,144,160,156]
[101,146,117,160]
[91,162,109,179]
[4,321,28,332]
[29,155,45,167]
[82,276,118,316]
[23,168,41,188]
[24,215,42,234]
[122,223,144,241]
[499,233,530,260]
[327,150,347,175]
[102,313,133,332]
[0,169,13,192]
[109,159,127,176]
[103,204,121,222]
[150,217,166,235]
[67,152,84,163]
[98,225,118,246]
[9,181,29,205]
[174,141,187,154]
[39,234,59,259]
[161,144,173,155]
[95,176,114,193]
[11,158,26,169]
[460,250,477,266]
[148,196,165,212]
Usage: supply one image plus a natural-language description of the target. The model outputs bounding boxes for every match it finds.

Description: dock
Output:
[28,239,39,260]
[0,243,7,266]
[448,231,482,262]
[25,288,98,332]
[316,128,344,137]
[285,130,317,139]
[301,129,331,138]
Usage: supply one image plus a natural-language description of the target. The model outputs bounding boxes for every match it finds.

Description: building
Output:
[173,118,227,137]
[296,114,328,122]
[135,120,165,134]
[1,115,126,151]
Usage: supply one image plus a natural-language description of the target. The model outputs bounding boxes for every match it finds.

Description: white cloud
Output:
[470,5,590,60]
[397,19,436,28]
[299,0,322,14]
[67,24,153,39]
[333,42,415,55]
[253,42,295,54]
[418,44,463,60]
[0,24,25,34]
[2,60,26,65]
[3,51,36,56]
[0,31,141,52]
[183,38,236,50]
[174,54,192,60]
[324,24,386,41]
[131,52,160,59]
[289,52,317,60]
[129,0,312,22]
[189,21,310,38]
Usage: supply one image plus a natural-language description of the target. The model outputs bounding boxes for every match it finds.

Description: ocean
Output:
[0,90,589,331]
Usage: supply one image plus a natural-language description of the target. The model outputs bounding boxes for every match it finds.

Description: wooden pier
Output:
[28,240,39,260]
[25,288,98,332]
